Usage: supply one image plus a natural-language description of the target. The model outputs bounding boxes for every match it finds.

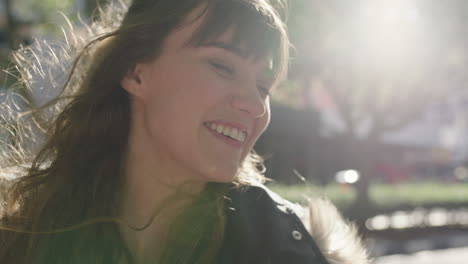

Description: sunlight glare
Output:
[355,0,423,66]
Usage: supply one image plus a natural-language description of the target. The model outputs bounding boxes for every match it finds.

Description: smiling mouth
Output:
[204,122,247,143]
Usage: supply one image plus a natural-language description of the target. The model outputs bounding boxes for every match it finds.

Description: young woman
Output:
[0,0,368,263]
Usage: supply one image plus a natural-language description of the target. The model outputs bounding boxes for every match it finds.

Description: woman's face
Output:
[122,14,273,183]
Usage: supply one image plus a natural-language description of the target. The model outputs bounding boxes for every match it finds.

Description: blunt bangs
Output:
[189,0,289,85]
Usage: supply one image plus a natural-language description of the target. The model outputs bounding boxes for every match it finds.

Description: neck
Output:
[118,123,206,261]
[118,157,206,261]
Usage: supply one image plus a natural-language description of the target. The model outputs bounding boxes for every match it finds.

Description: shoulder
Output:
[225,183,307,224]
[222,184,368,264]
[221,184,328,263]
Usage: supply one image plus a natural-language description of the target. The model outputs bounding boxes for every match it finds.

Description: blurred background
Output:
[1,0,468,263]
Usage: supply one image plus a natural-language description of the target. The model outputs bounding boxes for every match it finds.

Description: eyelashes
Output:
[210,61,235,76]
[209,60,271,98]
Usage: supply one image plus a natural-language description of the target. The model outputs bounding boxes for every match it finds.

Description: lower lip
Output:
[205,127,243,149]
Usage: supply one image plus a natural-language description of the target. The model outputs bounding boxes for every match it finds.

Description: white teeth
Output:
[216,125,224,134]
[223,127,230,136]
[230,128,238,139]
[239,132,245,142]
[206,122,246,143]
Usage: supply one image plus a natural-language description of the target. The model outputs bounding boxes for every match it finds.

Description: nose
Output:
[230,87,267,118]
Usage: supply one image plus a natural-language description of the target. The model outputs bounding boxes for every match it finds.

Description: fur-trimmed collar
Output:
[224,184,369,264]
[301,198,369,264]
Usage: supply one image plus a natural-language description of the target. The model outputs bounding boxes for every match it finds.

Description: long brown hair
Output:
[0,0,289,263]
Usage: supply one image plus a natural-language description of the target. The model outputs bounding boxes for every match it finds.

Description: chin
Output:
[206,173,237,183]
[201,168,238,183]
[197,159,240,183]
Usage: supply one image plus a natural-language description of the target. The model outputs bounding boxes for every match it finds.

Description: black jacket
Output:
[216,185,330,264]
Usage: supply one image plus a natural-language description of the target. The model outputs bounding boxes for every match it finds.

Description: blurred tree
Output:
[284,0,468,223]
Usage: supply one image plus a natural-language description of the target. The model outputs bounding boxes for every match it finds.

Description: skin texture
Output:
[118,8,273,261]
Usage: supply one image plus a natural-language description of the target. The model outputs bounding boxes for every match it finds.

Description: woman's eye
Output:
[210,61,235,76]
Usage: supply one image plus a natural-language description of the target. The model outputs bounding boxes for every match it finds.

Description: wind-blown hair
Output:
[0,0,289,263]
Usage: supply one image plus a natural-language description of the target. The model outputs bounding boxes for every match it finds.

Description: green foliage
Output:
[10,0,111,37]
[369,182,468,207]
[12,0,75,22]
[268,182,468,209]
[268,183,356,209]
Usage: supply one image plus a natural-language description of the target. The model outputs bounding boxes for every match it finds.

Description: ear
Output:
[120,63,147,98]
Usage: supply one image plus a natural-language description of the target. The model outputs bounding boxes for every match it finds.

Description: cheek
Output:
[141,63,228,147]
[261,104,271,132]
[241,108,271,159]
[255,102,271,136]
[254,113,271,143]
